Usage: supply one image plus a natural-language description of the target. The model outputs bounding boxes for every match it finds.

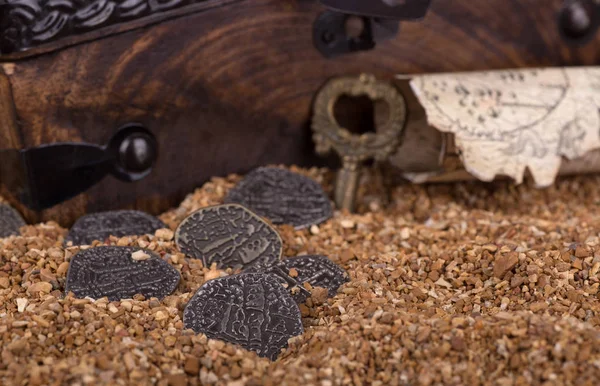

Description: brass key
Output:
[311,74,407,212]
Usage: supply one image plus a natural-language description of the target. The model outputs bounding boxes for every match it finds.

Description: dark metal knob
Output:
[109,124,158,182]
[118,132,157,173]
[559,0,598,41]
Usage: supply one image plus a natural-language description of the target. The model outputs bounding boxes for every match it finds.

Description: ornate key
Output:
[311,74,407,212]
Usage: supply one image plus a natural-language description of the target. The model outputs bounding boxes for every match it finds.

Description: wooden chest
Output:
[0,0,598,225]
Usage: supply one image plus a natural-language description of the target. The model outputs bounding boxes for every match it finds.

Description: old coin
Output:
[224,167,333,229]
[175,204,282,270]
[0,204,26,238]
[65,246,180,301]
[66,210,167,245]
[183,273,303,360]
[246,255,348,303]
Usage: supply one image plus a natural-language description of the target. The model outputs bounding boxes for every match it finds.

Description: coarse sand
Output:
[2,166,600,385]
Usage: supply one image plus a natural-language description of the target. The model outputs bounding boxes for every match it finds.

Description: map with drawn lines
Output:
[408,67,600,187]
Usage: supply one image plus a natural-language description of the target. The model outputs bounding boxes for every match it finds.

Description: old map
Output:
[409,67,600,186]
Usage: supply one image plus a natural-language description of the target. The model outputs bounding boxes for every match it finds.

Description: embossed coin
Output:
[0,204,26,238]
[246,255,348,303]
[224,167,333,229]
[66,210,167,245]
[183,273,303,360]
[175,204,282,270]
[65,246,180,301]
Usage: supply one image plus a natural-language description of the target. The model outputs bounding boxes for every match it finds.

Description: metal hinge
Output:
[0,124,158,211]
[314,0,433,58]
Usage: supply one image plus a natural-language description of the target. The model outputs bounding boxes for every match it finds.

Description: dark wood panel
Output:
[1,0,599,225]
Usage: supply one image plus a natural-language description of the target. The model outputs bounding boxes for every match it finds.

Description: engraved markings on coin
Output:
[183,273,303,360]
[65,246,180,301]
[66,210,167,245]
[246,255,348,303]
[224,167,333,229]
[175,204,282,270]
[0,204,26,238]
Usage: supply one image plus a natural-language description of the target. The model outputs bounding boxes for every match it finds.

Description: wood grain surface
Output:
[1,0,598,225]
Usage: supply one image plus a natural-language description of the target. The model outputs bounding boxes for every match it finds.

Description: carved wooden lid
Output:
[0,0,241,60]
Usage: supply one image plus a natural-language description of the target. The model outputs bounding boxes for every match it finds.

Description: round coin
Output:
[175,204,282,270]
[245,255,348,303]
[65,246,180,301]
[183,273,303,361]
[0,204,26,238]
[66,210,167,245]
[224,167,333,229]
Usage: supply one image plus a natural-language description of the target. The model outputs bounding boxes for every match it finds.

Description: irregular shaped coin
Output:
[0,204,26,238]
[224,167,333,229]
[246,255,348,303]
[65,246,180,301]
[175,204,282,270]
[66,210,167,245]
[183,273,303,360]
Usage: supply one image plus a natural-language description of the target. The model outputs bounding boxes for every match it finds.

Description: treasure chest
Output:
[0,0,599,226]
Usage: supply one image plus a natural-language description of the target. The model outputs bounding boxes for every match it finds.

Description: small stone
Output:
[167,373,187,386]
[155,228,174,241]
[483,244,498,252]
[0,277,9,289]
[572,259,583,270]
[164,336,177,347]
[16,298,28,313]
[575,246,589,258]
[149,298,161,308]
[289,268,299,278]
[39,269,56,282]
[400,227,411,240]
[155,311,168,321]
[70,310,81,319]
[310,225,320,234]
[204,268,224,282]
[340,250,355,263]
[184,357,200,375]
[493,252,519,278]
[27,282,52,295]
[310,287,329,305]
[340,219,355,229]
[131,250,151,261]
[435,277,452,288]
[530,302,548,312]
[56,262,70,275]
[556,262,571,272]
[121,301,133,312]
[591,262,600,277]
[451,336,466,351]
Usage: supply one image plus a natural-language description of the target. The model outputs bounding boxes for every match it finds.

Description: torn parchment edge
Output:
[399,67,600,187]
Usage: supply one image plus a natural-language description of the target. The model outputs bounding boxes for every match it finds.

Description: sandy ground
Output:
[2,166,600,385]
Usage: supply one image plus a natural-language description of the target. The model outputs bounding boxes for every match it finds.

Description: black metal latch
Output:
[314,0,433,58]
[0,124,158,211]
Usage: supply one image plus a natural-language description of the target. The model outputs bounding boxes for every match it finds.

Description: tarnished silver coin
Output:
[224,167,333,229]
[175,204,282,270]
[0,204,26,238]
[183,273,303,360]
[66,210,167,245]
[65,246,180,301]
[246,255,348,303]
